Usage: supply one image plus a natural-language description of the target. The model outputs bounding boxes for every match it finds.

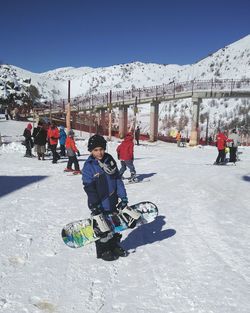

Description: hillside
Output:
[0,35,250,137]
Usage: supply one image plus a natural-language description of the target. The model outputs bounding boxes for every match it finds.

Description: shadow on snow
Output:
[136,172,157,180]
[121,215,176,251]
[0,175,48,198]
[242,175,250,182]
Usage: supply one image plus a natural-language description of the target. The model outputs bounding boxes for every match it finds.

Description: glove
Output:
[91,204,103,216]
[77,150,80,157]
[118,197,128,210]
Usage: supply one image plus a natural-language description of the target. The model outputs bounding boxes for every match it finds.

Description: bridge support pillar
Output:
[118,106,128,138]
[96,108,106,135]
[149,100,160,142]
[189,98,201,146]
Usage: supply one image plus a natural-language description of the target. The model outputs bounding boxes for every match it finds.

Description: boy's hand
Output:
[118,197,128,210]
[91,204,102,216]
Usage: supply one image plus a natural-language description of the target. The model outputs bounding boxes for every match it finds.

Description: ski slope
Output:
[0,119,250,313]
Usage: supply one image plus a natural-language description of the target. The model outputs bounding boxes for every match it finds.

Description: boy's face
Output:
[91,147,105,160]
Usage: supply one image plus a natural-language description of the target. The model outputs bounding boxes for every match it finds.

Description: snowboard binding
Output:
[92,213,111,236]
[119,206,141,228]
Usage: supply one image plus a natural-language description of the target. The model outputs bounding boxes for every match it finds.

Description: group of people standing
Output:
[214,128,240,164]
[23,121,81,174]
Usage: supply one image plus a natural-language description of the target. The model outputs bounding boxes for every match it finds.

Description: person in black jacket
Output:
[32,120,47,160]
[23,123,33,157]
[135,126,140,145]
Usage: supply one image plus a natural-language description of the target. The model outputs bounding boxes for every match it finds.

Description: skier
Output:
[23,123,34,157]
[82,134,131,261]
[32,120,47,160]
[135,126,140,145]
[47,122,60,164]
[4,107,9,120]
[176,131,181,147]
[59,126,67,157]
[227,129,240,163]
[64,129,81,174]
[116,132,137,182]
[214,129,228,165]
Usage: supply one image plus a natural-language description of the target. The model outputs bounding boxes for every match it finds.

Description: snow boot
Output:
[99,250,119,261]
[73,170,81,175]
[95,238,119,261]
[112,246,128,257]
[109,233,128,257]
[64,168,74,172]
[128,172,138,183]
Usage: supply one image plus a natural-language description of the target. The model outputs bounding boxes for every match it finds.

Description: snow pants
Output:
[216,149,226,163]
[67,155,80,171]
[229,147,237,163]
[119,160,136,178]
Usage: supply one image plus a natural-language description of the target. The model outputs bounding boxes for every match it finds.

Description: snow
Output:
[0,120,250,313]
[1,35,250,139]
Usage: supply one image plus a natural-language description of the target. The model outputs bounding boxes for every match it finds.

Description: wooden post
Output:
[189,98,201,146]
[130,96,138,133]
[49,102,52,122]
[108,90,112,140]
[205,114,209,145]
[118,106,128,138]
[149,100,160,142]
[66,80,71,131]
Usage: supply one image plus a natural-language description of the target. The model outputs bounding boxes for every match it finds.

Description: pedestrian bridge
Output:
[62,79,250,109]
[45,79,250,145]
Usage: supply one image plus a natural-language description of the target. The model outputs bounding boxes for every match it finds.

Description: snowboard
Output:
[122,175,151,185]
[124,178,150,185]
[62,201,158,248]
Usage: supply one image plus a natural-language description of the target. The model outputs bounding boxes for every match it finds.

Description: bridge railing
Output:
[47,78,250,111]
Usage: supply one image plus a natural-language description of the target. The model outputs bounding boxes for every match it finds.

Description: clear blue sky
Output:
[1,0,250,73]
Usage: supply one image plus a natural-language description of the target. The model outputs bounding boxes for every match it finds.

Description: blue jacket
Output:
[82,153,127,212]
[59,127,67,145]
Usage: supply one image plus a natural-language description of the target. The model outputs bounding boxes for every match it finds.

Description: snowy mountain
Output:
[0,35,250,137]
[1,35,250,102]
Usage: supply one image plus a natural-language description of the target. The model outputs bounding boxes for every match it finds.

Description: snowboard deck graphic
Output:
[62,201,158,248]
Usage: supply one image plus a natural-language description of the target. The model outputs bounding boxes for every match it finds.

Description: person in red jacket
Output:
[47,122,60,164]
[64,129,81,174]
[116,132,136,181]
[214,129,228,165]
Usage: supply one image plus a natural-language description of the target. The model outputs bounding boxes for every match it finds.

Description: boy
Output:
[32,120,47,160]
[47,122,60,164]
[82,134,129,261]
[59,126,67,156]
[116,132,136,182]
[227,129,240,163]
[23,123,34,157]
[214,128,228,164]
[64,129,81,174]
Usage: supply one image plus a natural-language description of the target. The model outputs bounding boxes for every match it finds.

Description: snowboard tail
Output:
[62,201,158,248]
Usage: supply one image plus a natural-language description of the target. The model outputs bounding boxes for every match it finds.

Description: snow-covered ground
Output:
[0,120,250,313]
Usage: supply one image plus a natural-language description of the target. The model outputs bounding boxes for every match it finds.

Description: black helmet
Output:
[88,134,107,152]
